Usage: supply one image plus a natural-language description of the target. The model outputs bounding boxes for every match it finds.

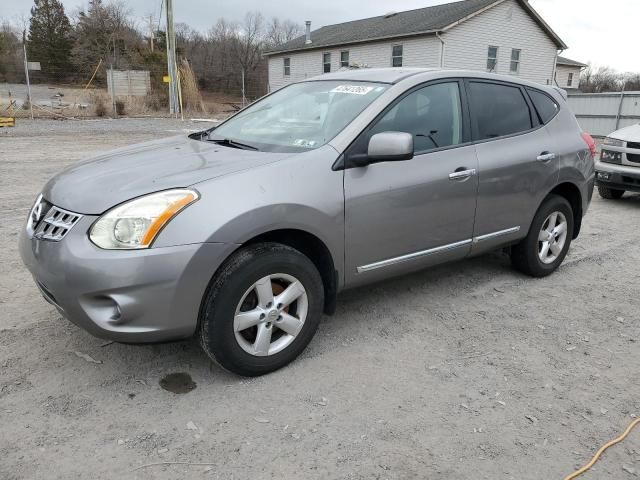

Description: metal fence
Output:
[568,91,640,137]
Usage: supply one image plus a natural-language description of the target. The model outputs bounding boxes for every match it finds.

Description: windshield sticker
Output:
[293,139,318,148]
[330,85,375,95]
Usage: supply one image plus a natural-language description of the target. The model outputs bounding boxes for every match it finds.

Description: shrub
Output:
[115,100,126,116]
[95,96,107,117]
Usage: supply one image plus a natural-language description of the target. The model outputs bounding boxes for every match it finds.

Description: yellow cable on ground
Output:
[564,417,640,480]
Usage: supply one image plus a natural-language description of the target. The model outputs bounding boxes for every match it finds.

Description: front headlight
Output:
[89,189,199,249]
[603,137,625,147]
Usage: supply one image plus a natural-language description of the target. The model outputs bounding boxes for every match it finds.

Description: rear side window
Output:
[468,82,533,140]
[526,88,559,124]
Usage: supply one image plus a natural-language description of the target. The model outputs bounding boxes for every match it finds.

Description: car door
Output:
[343,80,479,287]
[466,80,560,253]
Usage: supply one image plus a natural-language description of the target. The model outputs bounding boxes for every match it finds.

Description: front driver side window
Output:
[368,82,463,154]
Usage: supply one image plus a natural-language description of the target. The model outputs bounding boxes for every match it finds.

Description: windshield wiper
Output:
[209,137,259,151]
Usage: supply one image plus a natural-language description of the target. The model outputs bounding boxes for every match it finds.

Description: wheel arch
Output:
[547,182,583,239]
[243,229,338,315]
[201,228,339,318]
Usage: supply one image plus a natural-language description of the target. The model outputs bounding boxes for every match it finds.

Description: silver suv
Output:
[20,69,595,376]
[595,124,640,199]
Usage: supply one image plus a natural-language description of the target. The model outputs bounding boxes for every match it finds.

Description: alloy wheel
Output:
[233,274,308,356]
[538,211,568,265]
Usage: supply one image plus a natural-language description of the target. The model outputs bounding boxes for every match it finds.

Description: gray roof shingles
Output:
[556,56,587,67]
[265,0,565,55]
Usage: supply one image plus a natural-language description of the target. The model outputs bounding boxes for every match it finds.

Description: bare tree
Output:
[622,73,640,91]
[0,20,24,82]
[265,17,302,48]
[580,64,624,93]
[235,12,264,73]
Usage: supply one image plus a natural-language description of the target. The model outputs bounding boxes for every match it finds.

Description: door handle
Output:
[449,168,477,181]
[537,152,557,162]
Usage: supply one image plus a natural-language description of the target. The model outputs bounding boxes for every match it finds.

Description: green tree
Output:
[73,0,140,74]
[27,0,72,76]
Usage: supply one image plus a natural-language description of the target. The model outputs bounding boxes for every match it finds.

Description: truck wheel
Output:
[511,194,574,278]
[199,242,324,376]
[598,186,625,200]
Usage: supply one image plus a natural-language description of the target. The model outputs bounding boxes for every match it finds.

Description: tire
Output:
[199,242,324,376]
[511,194,574,278]
[598,186,625,200]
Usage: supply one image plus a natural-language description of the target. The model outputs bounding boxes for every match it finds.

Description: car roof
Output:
[302,67,560,95]
[301,68,438,84]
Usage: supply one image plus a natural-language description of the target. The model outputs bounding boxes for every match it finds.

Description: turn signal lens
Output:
[89,189,199,249]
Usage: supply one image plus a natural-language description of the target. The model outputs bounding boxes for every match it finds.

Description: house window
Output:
[392,45,403,67]
[510,49,521,74]
[283,58,290,76]
[567,72,574,87]
[323,52,331,73]
[487,46,498,72]
[340,51,349,68]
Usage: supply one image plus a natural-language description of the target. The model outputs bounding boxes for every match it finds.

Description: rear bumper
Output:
[19,216,235,343]
[595,161,640,193]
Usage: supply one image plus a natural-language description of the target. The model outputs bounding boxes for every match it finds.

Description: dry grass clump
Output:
[179,59,205,113]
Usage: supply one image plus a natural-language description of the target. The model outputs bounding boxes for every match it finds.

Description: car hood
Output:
[42,135,293,214]
[609,123,640,142]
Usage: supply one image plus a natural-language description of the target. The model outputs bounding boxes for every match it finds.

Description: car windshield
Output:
[207,81,389,153]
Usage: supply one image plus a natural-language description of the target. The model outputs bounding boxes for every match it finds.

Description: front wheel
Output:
[511,195,574,278]
[199,242,324,376]
[598,186,625,200]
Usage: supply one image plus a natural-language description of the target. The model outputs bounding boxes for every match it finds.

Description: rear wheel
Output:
[511,195,574,277]
[199,242,324,376]
[598,186,625,200]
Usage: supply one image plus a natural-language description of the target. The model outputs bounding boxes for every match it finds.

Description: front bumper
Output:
[595,161,640,193]
[19,215,235,343]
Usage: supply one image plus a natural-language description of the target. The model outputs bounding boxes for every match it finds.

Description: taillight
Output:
[581,132,597,158]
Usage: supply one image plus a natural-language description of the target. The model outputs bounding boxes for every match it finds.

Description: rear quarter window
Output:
[468,82,533,140]
[526,88,560,124]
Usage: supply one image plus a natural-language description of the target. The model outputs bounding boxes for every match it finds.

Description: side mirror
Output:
[367,131,414,163]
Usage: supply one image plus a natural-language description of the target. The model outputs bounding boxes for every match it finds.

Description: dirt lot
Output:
[1,119,639,479]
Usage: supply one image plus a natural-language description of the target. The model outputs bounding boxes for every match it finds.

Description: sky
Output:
[2,0,639,72]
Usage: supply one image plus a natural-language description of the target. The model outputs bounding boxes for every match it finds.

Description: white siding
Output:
[268,36,440,91]
[267,0,560,90]
[556,65,582,90]
[441,0,557,85]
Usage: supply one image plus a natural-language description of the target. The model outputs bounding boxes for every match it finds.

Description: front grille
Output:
[627,153,640,164]
[627,142,640,150]
[33,204,82,242]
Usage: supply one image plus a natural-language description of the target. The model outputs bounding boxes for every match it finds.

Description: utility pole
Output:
[22,30,34,120]
[165,0,179,117]
[109,64,117,119]
[149,15,154,52]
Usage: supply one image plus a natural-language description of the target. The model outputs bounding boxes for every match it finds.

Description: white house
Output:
[265,0,572,91]
[555,56,587,91]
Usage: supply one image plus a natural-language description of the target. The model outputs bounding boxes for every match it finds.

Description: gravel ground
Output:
[1,119,639,480]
